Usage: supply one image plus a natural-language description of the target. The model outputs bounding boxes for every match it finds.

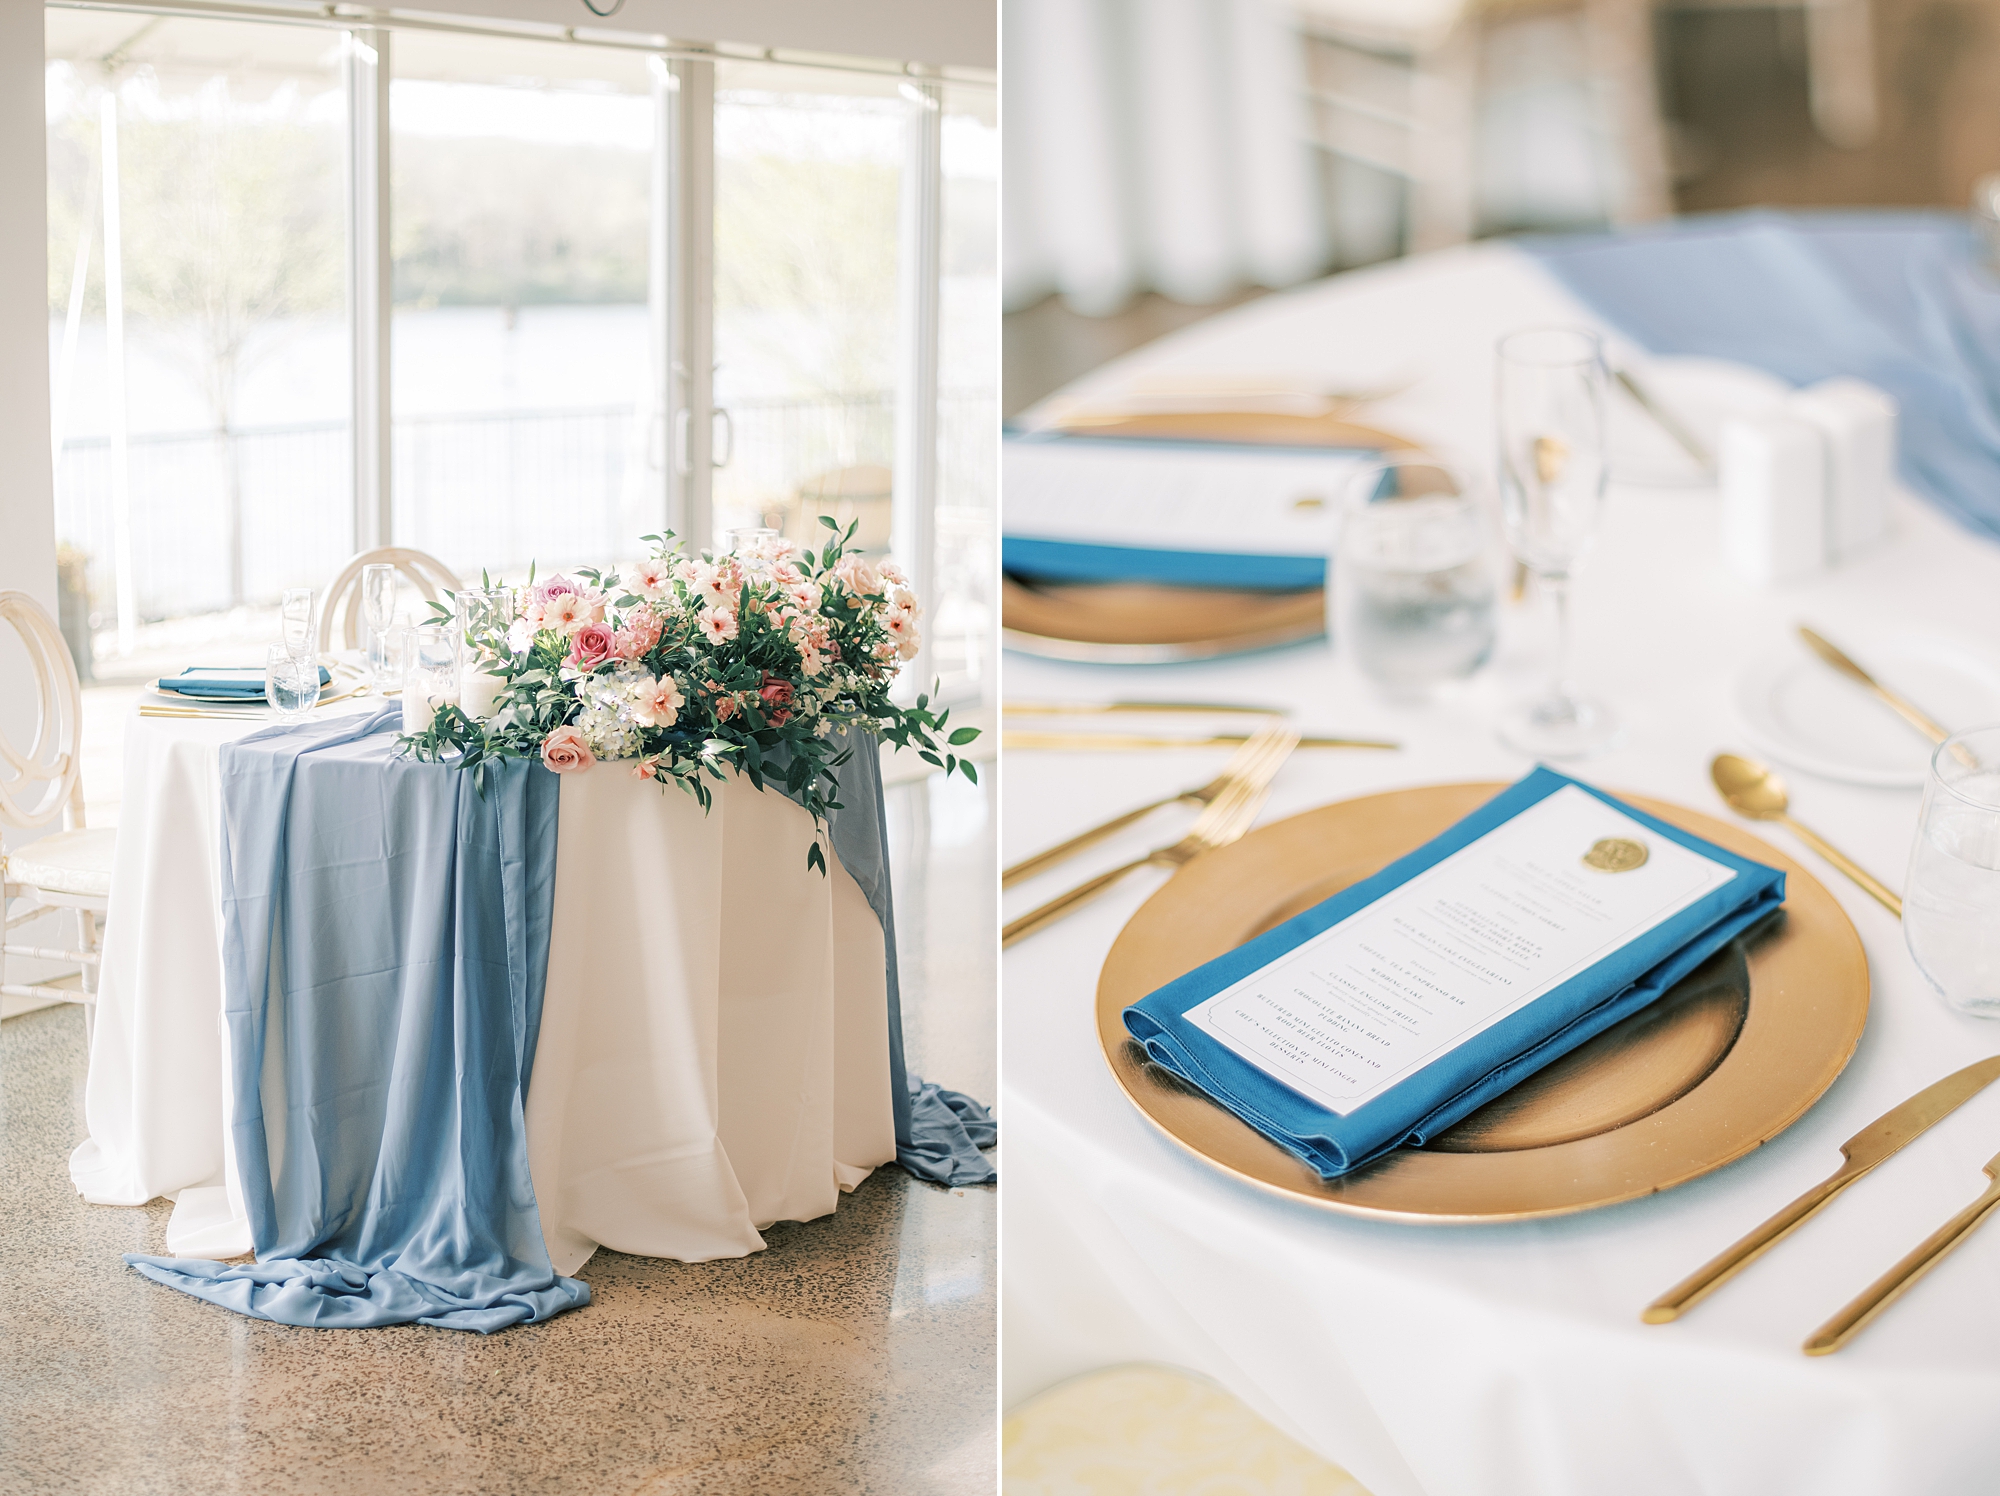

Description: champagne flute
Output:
[362,564,398,681]
[1494,326,1620,757]
[279,587,316,661]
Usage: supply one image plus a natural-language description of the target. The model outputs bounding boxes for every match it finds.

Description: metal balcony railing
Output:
[53,392,995,625]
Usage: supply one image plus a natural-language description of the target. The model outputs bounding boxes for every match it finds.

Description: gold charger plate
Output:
[1095,782,1869,1221]
[1002,576,1324,664]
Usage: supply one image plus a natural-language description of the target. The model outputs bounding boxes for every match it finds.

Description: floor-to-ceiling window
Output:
[390,32,656,585]
[44,11,349,680]
[45,5,995,729]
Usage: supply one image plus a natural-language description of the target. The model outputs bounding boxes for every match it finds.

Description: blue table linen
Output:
[126,705,589,1331]
[1523,209,2000,540]
[1123,768,1785,1179]
[822,728,997,1187]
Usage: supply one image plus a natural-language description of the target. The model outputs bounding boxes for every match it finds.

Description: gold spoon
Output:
[1710,753,1903,917]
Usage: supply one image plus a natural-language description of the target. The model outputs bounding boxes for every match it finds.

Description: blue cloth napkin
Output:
[126,705,590,1332]
[1124,768,1785,1179]
[157,664,332,698]
[1523,209,2000,541]
[1002,535,1329,592]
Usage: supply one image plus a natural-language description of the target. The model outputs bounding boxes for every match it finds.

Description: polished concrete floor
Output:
[0,774,995,1496]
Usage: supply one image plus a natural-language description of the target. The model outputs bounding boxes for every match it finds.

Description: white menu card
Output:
[1183,786,1738,1116]
[1002,437,1368,556]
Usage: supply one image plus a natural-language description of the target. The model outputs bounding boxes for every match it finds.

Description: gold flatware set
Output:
[1003,726,1301,889]
[1005,730,1396,752]
[1002,720,1301,948]
[1647,1055,2000,1354]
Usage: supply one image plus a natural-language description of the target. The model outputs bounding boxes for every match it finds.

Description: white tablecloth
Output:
[1002,243,2000,1496]
[72,708,895,1274]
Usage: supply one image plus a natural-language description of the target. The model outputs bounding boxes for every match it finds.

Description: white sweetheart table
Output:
[1001,242,2000,1496]
[73,703,897,1274]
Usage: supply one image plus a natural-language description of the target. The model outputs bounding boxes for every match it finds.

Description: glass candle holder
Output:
[402,624,458,736]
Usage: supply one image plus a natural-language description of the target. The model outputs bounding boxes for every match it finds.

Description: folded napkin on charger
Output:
[156,665,331,698]
[1000,433,1379,591]
[1124,767,1785,1179]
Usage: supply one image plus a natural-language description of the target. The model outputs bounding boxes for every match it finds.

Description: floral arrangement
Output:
[401,520,978,872]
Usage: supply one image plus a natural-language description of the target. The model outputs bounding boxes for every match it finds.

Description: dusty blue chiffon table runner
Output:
[127,706,992,1332]
[1525,208,2000,541]
[1124,769,1785,1180]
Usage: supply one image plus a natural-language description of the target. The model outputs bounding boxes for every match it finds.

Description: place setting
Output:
[1001,308,2000,1369]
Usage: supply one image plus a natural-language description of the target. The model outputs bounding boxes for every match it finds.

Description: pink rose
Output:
[541,725,595,774]
[757,673,795,726]
[567,623,617,670]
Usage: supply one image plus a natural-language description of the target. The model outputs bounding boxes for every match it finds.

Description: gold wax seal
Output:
[1583,837,1649,872]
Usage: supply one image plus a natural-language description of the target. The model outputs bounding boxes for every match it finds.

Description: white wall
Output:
[0,0,57,622]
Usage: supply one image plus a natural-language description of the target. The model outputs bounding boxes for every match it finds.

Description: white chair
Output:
[1298,0,1673,253]
[780,465,895,555]
[0,590,113,1035]
[317,546,463,653]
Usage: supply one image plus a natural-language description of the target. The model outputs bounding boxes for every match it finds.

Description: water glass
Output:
[1905,726,2000,1015]
[1494,325,1618,757]
[279,587,316,659]
[1332,455,1497,697]
[265,645,321,721]
[402,624,458,736]
[722,526,778,554]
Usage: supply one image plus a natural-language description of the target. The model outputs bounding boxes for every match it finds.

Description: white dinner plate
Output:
[1732,632,2000,787]
[1609,356,1790,489]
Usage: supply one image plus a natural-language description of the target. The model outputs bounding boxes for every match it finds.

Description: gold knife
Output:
[1003,701,1285,718]
[1004,731,1398,752]
[1798,625,1959,750]
[1804,1146,2000,1354]
[1643,1054,2000,1324]
[1614,366,1715,477]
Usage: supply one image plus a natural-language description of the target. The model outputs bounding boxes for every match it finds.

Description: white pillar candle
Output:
[402,691,437,736]
[460,667,509,721]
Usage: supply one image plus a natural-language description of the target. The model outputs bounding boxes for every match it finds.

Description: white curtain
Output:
[1003,0,1329,314]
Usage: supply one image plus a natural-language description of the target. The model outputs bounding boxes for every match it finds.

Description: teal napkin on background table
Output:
[157,665,331,699]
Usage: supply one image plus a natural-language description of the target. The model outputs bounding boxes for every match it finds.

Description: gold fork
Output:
[1002,726,1297,947]
[1002,725,1299,889]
